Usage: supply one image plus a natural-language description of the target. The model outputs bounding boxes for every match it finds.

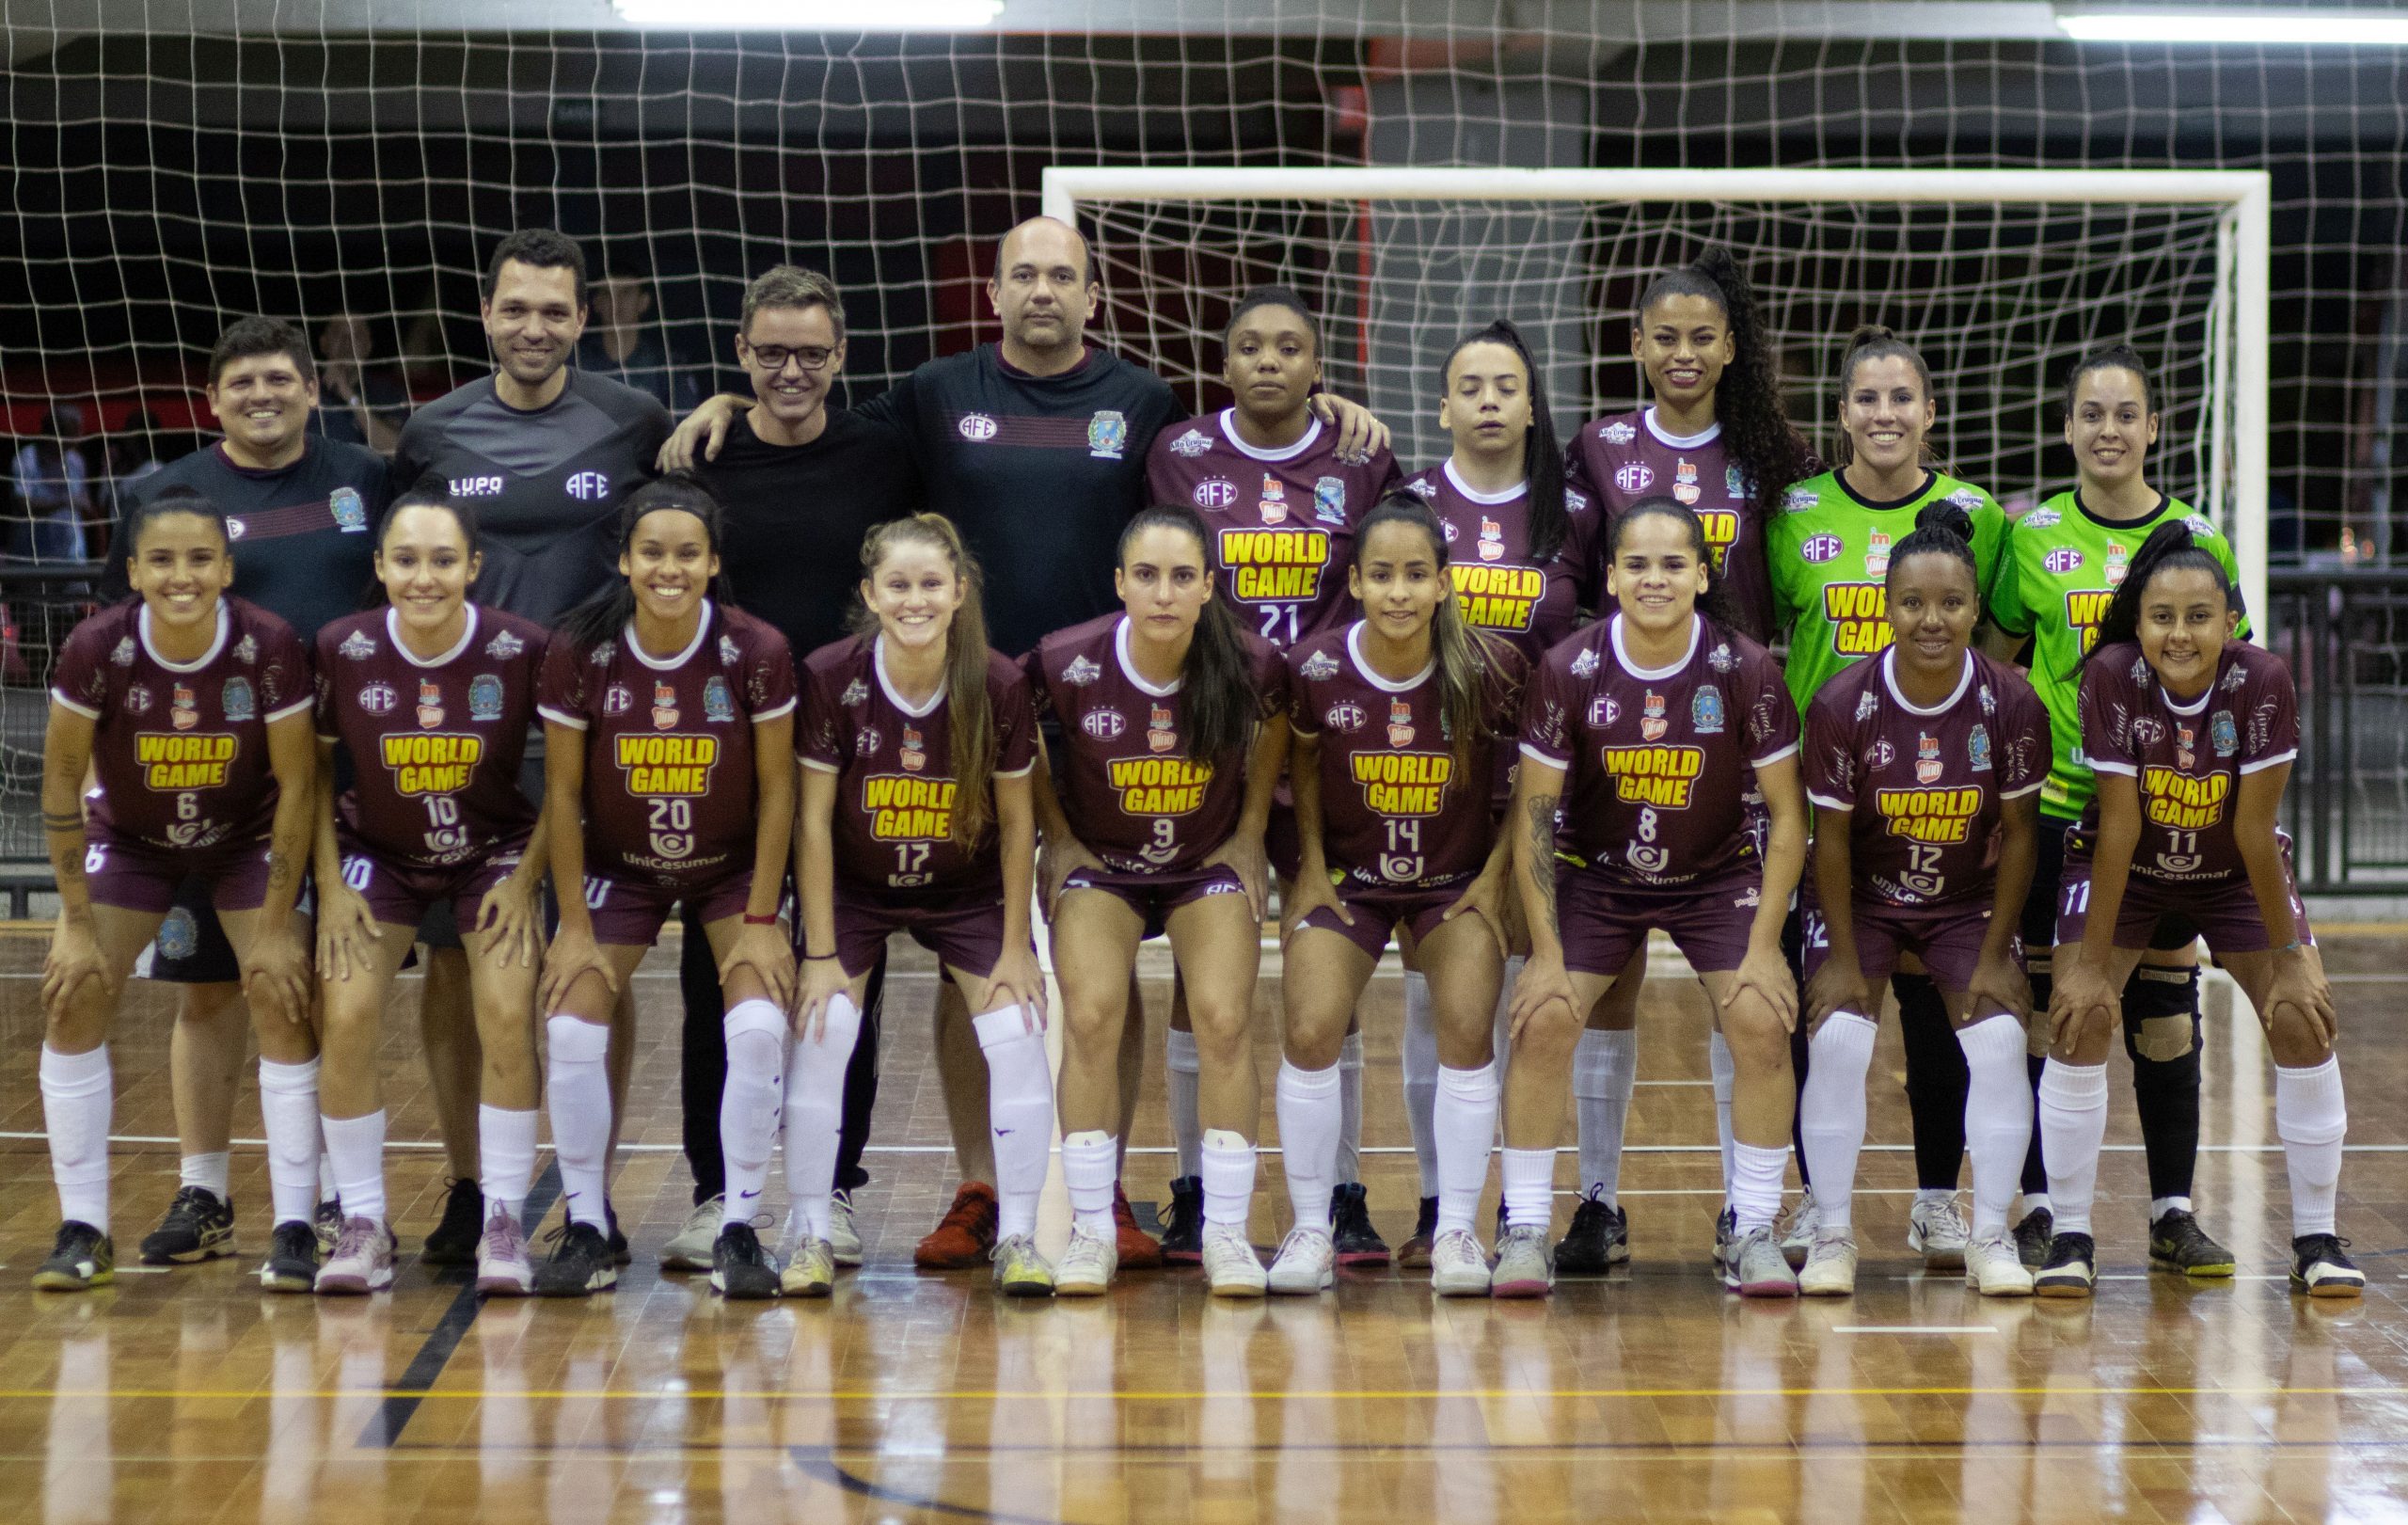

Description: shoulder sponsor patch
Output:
[2021,506,2061,528]
[1569,645,1598,678]
[233,634,258,664]
[1601,421,1636,445]
[1300,649,1341,680]
[1170,428,1212,458]
[339,629,377,659]
[839,677,869,707]
[1062,655,1101,686]
[484,628,525,659]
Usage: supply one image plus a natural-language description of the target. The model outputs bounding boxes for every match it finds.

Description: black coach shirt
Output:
[693,408,923,658]
[103,437,391,642]
[392,370,671,624]
[857,343,1180,658]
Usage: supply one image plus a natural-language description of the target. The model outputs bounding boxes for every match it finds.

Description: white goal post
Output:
[1042,165,2273,627]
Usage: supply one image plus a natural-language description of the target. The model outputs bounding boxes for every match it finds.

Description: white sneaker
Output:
[1908,1194,1971,1271]
[1054,1224,1118,1296]
[1429,1229,1492,1296]
[829,1189,863,1267]
[1779,1189,1820,1270]
[1964,1231,2036,1297]
[1267,1226,1336,1295]
[660,1195,723,1270]
[1202,1223,1267,1297]
[1798,1231,1859,1296]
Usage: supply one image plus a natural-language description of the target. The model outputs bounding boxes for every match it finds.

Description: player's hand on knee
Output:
[316,881,382,984]
[1727,942,1798,1033]
[40,917,113,1022]
[1506,950,1576,1042]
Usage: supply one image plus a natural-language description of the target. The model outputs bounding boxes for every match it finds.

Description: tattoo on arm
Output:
[1525,792,1560,929]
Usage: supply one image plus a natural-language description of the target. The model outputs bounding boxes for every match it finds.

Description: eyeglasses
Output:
[744,343,836,373]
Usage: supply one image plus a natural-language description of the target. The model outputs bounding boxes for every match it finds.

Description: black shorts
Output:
[2021,813,2195,958]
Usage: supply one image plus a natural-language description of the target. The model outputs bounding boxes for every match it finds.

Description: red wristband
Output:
[742,913,780,926]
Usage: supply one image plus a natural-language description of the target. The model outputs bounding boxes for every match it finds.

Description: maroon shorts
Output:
[831,886,1010,980]
[1298,876,1468,961]
[336,826,530,934]
[2055,838,2311,955]
[586,866,754,947]
[1557,864,1765,977]
[85,830,275,915]
[1061,862,1249,941]
[1801,887,2013,993]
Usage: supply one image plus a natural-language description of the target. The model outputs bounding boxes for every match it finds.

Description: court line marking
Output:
[1831,1326,1996,1335]
[14,1383,2408,1402]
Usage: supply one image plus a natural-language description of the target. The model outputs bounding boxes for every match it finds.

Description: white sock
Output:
[545,1016,614,1230]
[1731,1141,1789,1235]
[2023,1191,2053,1218]
[1500,1146,1556,1231]
[319,1150,339,1200]
[1401,970,1441,1198]
[40,1044,112,1234]
[974,1007,1054,1242]
[1275,1060,1342,1231]
[1955,1014,2034,1239]
[1165,1028,1203,1181]
[1336,1031,1364,1189]
[479,1104,538,1226]
[321,1109,388,1223]
[780,993,861,1241]
[2274,1057,2347,1239]
[2147,1195,2191,1222]
[1708,1029,1738,1199]
[1200,1128,1256,1230]
[256,1057,324,1228]
[2037,1060,2110,1236]
[1062,1130,1119,1234]
[1798,1010,1877,1234]
[181,1151,231,1202]
[1434,1062,1499,1236]
[720,999,789,1228]
[1572,1027,1637,1206]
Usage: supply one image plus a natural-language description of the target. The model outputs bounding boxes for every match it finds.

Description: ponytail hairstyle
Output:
[1441,319,1569,564]
[1636,247,1814,519]
[2078,518,2236,675]
[2062,342,2154,417]
[1605,495,1745,633]
[126,487,230,557]
[1354,490,1511,772]
[1830,324,1937,470]
[1883,500,1980,594]
[558,472,734,659]
[363,486,483,612]
[851,513,998,849]
[1117,503,1256,769]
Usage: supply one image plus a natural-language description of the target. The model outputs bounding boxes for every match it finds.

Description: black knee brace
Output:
[2123,964,2202,1065]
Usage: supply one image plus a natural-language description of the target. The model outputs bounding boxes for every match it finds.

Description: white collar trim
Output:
[1344,621,1436,694]
[873,633,948,718]
[1880,646,1974,717]
[386,606,480,670]
[1441,456,1527,507]
[1608,612,1702,683]
[1217,407,1322,463]
[1643,406,1722,451]
[138,603,230,674]
[624,600,715,672]
[1114,615,1183,698]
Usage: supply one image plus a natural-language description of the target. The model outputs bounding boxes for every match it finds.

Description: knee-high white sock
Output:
[546,1016,614,1230]
[1434,1061,1499,1236]
[1165,1028,1204,1181]
[1200,1128,1256,1230]
[720,999,788,1228]
[1798,1010,1877,1234]
[318,1151,339,1200]
[479,1104,538,1227]
[1402,971,1441,1198]
[40,1044,112,1234]
[1063,1130,1119,1234]
[974,1007,1054,1241]
[1731,1142,1789,1235]
[1275,1060,1343,1230]
[1573,1027,1638,1206]
[780,993,861,1241]
[1501,1146,1556,1231]
[1336,1031,1364,1189]
[321,1109,388,1223]
[1709,1029,1739,1199]
[182,1151,231,1200]
[2038,1060,2109,1236]
[2275,1057,2347,1239]
[1955,1015,2034,1239]
[256,1057,324,1229]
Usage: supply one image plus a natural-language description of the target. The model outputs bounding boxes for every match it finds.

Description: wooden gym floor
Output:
[0,922,2405,1523]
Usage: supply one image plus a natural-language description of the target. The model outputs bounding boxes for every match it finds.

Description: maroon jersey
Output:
[798,633,1038,896]
[1402,461,1600,663]
[1147,409,1402,650]
[51,597,311,851]
[314,605,547,870]
[1805,647,2048,909]
[1569,407,1772,643]
[1287,622,1523,891]
[537,601,797,890]
[2076,641,2297,887]
[1025,613,1286,874]
[1519,614,1797,887]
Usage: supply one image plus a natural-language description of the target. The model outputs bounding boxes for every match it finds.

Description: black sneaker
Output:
[711,1223,782,1300]
[1553,1186,1628,1275]
[607,1201,631,1266]
[258,1219,320,1293]
[421,1178,484,1266]
[1160,1176,1205,1265]
[534,1221,619,1297]
[2013,1206,2054,1270]
[139,1186,238,1264]
[2034,1231,2096,1298]
[1396,1196,1440,1269]
[2290,1233,2365,1298]
[1328,1183,1390,1266]
[313,1197,343,1256]
[31,1221,114,1291]
[2148,1208,2236,1279]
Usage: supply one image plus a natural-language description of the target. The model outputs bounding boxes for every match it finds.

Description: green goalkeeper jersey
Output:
[1988,487,2248,820]
[1765,467,2008,713]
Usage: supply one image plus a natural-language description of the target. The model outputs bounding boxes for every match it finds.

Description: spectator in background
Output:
[102,406,171,532]
[8,405,94,562]
[314,312,412,455]
[578,270,705,412]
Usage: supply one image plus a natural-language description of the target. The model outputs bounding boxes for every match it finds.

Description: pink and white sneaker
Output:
[475,1208,535,1296]
[315,1216,397,1295]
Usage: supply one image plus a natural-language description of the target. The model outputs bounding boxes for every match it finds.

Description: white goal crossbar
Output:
[1043,165,2273,626]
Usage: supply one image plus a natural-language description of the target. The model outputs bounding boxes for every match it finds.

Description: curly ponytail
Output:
[1637,247,1815,517]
